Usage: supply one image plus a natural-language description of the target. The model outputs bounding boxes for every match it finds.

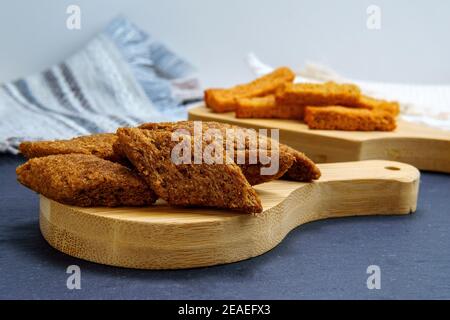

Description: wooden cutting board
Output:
[188,104,450,173]
[40,160,419,270]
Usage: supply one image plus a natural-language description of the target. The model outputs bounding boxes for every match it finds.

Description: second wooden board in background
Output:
[188,104,450,173]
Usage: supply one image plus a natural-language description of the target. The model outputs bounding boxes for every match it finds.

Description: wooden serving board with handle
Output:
[188,104,450,173]
[40,160,419,270]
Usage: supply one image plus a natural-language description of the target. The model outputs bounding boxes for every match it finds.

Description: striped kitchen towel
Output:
[0,17,202,154]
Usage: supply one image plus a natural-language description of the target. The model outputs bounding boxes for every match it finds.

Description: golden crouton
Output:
[205,67,295,113]
[235,95,305,119]
[304,106,396,131]
[347,95,400,116]
[276,82,361,106]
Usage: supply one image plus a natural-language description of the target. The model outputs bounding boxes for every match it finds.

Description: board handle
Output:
[284,160,420,225]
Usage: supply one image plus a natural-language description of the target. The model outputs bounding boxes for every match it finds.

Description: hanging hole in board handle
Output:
[385,166,401,171]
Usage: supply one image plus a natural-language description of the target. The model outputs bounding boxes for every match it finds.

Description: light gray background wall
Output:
[0,0,449,87]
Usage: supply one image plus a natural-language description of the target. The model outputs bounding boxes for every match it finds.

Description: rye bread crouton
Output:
[19,133,124,163]
[137,121,316,184]
[116,128,263,214]
[16,154,156,207]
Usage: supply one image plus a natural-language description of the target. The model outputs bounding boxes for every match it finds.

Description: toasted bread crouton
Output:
[137,120,321,184]
[276,82,361,106]
[281,145,322,181]
[205,67,295,113]
[235,95,305,119]
[346,95,400,116]
[16,154,157,207]
[304,106,396,131]
[116,128,263,214]
[19,133,123,162]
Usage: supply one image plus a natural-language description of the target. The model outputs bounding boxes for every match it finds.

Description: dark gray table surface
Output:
[1,154,449,300]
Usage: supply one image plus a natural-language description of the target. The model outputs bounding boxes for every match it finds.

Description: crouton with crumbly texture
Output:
[281,145,322,181]
[304,106,396,131]
[19,133,125,163]
[16,154,157,207]
[116,127,263,214]
[346,95,400,116]
[205,67,295,113]
[136,120,295,185]
[137,120,320,184]
[235,95,305,119]
[276,82,361,106]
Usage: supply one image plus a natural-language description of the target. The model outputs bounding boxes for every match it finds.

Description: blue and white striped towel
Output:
[0,17,202,154]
